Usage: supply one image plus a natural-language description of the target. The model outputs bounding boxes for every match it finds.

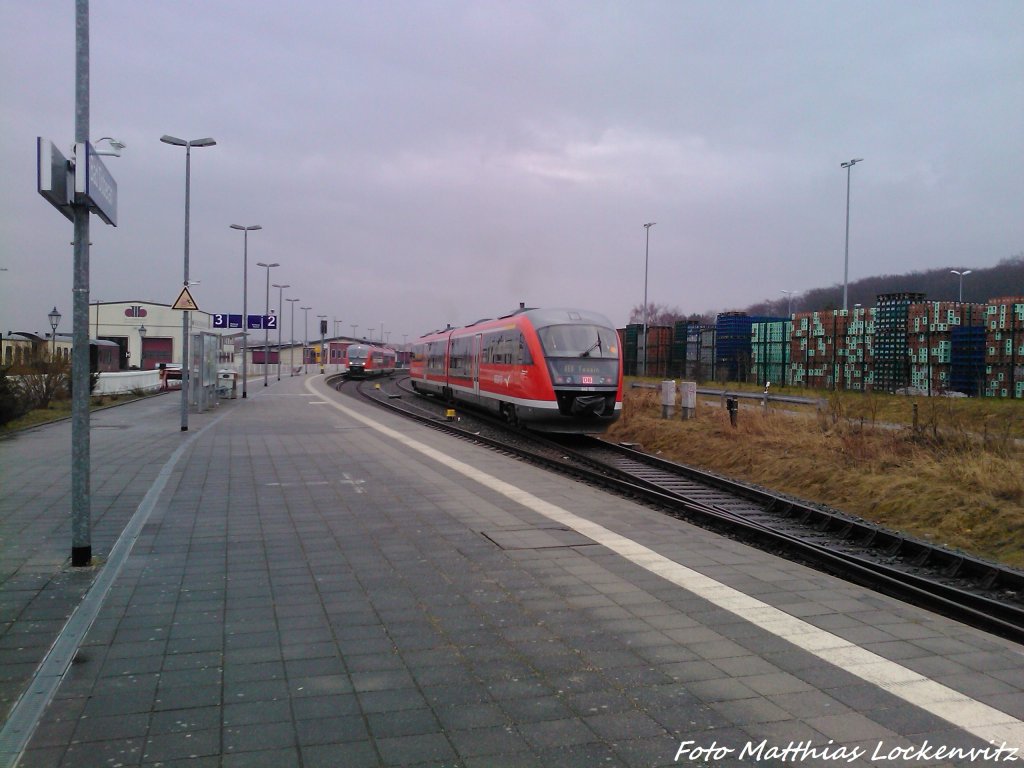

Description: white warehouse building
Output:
[89,300,225,369]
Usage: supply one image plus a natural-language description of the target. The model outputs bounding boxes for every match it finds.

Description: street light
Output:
[642,222,656,377]
[273,283,290,380]
[951,269,972,303]
[287,298,300,376]
[351,323,358,340]
[780,290,794,317]
[301,306,312,373]
[318,314,328,373]
[230,224,261,398]
[333,319,343,370]
[48,306,61,361]
[841,158,863,312]
[138,324,147,368]
[256,262,279,386]
[161,134,216,431]
[93,136,126,157]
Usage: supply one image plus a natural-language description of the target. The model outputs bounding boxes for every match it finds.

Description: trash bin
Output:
[217,371,238,400]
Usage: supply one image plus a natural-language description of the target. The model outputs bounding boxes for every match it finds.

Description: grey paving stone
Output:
[6,375,1024,768]
[375,731,459,766]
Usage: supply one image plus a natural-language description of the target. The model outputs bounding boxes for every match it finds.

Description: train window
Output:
[449,336,473,377]
[538,325,618,358]
[426,340,446,374]
[479,331,533,366]
[519,333,532,365]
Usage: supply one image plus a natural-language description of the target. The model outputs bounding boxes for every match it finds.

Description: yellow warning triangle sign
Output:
[171,285,199,311]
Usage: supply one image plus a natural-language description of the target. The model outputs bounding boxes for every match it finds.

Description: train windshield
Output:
[537,325,618,359]
[348,345,368,362]
[538,324,619,388]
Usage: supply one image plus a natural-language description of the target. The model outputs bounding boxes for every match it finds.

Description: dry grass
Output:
[0,392,153,434]
[605,387,1024,568]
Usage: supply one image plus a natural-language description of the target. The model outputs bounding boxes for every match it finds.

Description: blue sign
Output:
[246,314,277,330]
[213,314,243,329]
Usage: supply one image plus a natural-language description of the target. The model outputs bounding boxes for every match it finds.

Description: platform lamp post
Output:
[161,134,216,432]
[48,306,61,361]
[230,224,261,398]
[351,323,358,340]
[641,222,656,377]
[333,319,343,370]
[256,261,279,386]
[317,314,327,373]
[951,269,972,303]
[841,157,863,312]
[301,306,312,373]
[287,298,300,375]
[272,283,289,380]
[138,324,147,368]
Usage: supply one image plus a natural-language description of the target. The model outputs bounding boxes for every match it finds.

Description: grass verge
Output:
[1,392,161,434]
[605,385,1024,568]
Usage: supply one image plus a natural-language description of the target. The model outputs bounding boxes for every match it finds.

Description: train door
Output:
[472,333,482,400]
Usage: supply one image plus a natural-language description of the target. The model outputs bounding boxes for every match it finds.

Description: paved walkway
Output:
[2,375,1023,767]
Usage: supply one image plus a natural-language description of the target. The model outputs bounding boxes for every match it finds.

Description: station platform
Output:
[1,373,1023,767]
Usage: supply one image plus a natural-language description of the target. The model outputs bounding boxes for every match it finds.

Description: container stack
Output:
[951,325,986,396]
[787,310,846,389]
[644,325,673,378]
[905,302,986,395]
[874,293,925,392]
[985,297,1024,398]
[715,313,752,382]
[715,313,784,382]
[699,326,717,381]
[619,324,641,377]
[751,320,792,385]
[840,306,874,391]
[669,320,702,379]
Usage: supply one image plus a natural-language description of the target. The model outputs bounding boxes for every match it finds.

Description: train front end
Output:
[345,344,371,378]
[527,310,623,433]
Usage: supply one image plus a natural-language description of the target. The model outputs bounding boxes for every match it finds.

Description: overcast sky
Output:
[2,1,1022,344]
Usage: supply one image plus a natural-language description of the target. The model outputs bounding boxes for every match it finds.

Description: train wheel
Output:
[502,403,519,427]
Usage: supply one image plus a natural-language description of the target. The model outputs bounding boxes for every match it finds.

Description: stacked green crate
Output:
[622,324,640,377]
[985,299,1024,398]
[874,293,924,392]
[751,320,791,385]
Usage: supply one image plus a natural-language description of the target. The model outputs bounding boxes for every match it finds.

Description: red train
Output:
[344,343,397,378]
[410,307,622,433]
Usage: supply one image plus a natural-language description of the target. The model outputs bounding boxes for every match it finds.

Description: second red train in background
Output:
[343,343,397,378]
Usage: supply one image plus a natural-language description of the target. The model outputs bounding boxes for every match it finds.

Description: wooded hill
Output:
[628,253,1022,326]
[742,253,1023,319]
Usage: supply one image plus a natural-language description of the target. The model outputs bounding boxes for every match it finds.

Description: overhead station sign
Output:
[211,314,277,329]
[75,142,117,226]
[37,138,118,226]
[212,314,243,329]
[247,314,277,330]
[37,138,74,222]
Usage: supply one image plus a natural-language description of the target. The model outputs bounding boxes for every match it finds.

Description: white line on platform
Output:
[307,375,1024,752]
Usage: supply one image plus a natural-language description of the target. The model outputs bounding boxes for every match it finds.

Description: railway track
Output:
[332,373,1024,645]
